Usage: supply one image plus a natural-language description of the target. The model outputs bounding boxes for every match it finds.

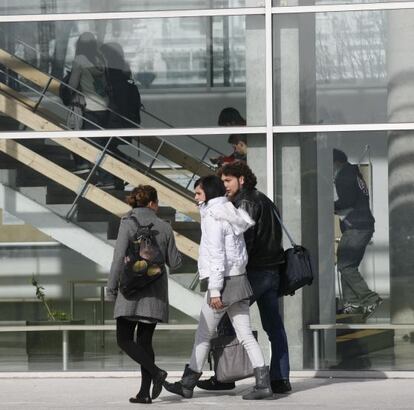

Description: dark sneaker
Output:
[363,298,383,318]
[196,376,235,391]
[343,303,364,314]
[271,379,292,394]
[129,395,152,404]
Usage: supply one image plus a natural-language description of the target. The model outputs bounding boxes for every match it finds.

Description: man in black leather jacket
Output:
[197,161,291,395]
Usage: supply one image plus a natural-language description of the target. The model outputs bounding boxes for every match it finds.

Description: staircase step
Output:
[16,166,50,187]
[336,313,366,324]
[18,141,74,169]
[171,221,200,242]
[46,183,76,205]
[0,114,20,131]
[0,152,20,169]
[336,329,394,360]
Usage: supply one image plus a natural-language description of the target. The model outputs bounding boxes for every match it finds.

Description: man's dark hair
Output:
[194,175,226,204]
[218,162,257,191]
[227,134,247,145]
[333,148,348,164]
[218,107,246,126]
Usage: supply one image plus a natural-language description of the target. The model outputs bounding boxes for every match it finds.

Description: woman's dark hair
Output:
[217,161,257,191]
[218,107,246,126]
[100,42,131,75]
[126,185,158,208]
[194,175,226,204]
[75,32,99,64]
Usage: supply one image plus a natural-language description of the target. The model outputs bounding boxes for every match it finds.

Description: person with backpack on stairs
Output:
[107,185,182,404]
[163,175,273,401]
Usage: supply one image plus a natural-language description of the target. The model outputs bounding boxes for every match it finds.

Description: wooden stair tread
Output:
[337,329,393,343]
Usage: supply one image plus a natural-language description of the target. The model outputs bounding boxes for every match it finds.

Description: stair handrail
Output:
[0,65,206,182]
[0,43,225,167]
[0,67,198,212]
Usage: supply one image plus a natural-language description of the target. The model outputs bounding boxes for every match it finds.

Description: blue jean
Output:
[247,268,290,381]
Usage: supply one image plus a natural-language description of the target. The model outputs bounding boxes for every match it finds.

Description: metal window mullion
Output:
[265,0,274,200]
[272,1,414,15]
[0,126,267,140]
[0,7,265,23]
[4,122,414,140]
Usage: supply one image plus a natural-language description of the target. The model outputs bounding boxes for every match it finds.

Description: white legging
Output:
[189,293,265,373]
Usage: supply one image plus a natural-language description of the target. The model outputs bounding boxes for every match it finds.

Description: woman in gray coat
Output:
[107,185,182,404]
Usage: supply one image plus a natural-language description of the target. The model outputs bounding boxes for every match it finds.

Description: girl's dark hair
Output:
[100,42,131,75]
[194,175,226,204]
[218,107,246,126]
[75,32,99,64]
[217,161,257,190]
[126,185,158,208]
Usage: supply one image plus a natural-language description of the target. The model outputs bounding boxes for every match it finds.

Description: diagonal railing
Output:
[0,47,223,175]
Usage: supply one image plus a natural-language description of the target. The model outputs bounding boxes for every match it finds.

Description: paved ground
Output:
[1,376,414,409]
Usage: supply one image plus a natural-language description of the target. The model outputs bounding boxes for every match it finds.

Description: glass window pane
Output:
[273,9,414,125]
[275,130,414,370]
[0,15,265,131]
[273,0,414,6]
[0,0,264,15]
[0,132,265,371]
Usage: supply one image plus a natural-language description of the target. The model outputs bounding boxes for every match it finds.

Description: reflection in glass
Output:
[275,130,414,370]
[274,0,413,6]
[0,130,267,371]
[273,10,414,125]
[0,0,264,15]
[0,15,265,130]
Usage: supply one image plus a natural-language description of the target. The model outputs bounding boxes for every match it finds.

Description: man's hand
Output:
[209,296,224,310]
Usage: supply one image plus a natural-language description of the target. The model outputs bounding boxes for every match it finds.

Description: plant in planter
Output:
[26,275,84,360]
[32,276,69,321]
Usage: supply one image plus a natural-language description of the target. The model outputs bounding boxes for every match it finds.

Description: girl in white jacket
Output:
[164,175,272,400]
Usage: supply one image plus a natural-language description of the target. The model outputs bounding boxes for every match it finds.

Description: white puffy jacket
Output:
[198,196,255,297]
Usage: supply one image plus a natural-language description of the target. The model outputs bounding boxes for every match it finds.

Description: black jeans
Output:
[73,110,109,169]
[116,317,158,397]
[217,268,290,381]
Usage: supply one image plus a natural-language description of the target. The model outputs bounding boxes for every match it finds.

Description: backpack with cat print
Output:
[120,216,165,300]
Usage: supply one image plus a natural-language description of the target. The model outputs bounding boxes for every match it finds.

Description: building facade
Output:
[0,0,413,373]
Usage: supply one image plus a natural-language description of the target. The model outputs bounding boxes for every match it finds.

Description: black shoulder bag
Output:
[273,209,314,296]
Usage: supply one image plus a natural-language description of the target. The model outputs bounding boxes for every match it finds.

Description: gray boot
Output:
[242,366,273,400]
[164,364,202,399]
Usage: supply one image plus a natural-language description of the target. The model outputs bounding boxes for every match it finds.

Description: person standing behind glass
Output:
[101,42,141,129]
[164,175,273,400]
[68,32,109,173]
[107,185,182,404]
[333,148,382,316]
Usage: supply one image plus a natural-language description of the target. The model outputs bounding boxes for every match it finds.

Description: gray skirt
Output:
[204,274,253,307]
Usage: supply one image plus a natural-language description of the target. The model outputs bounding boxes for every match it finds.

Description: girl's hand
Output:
[209,296,224,310]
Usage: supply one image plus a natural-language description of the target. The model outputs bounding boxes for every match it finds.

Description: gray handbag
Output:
[210,331,257,383]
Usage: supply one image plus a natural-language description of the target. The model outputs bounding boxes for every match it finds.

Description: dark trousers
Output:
[74,110,109,169]
[218,268,290,381]
[116,317,158,397]
[337,229,379,306]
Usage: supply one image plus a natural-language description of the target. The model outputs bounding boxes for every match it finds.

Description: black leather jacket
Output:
[233,188,284,271]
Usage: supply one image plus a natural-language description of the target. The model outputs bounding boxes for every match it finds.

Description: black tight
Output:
[116,317,158,397]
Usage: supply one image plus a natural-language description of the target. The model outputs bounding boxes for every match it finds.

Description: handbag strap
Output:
[272,206,297,248]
